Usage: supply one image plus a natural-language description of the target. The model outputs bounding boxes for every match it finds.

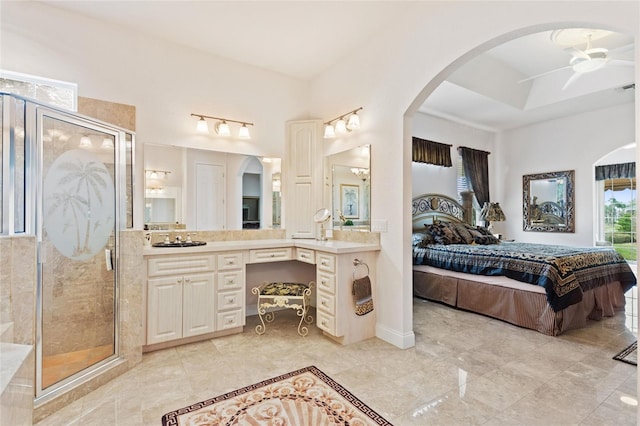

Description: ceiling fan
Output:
[519,33,634,90]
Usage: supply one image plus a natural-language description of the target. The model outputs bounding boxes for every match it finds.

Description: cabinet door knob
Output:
[321,300,327,306]
[228,298,235,304]
[321,321,327,326]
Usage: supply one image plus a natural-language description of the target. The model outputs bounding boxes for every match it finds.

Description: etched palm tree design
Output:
[54,158,110,257]
[46,190,89,256]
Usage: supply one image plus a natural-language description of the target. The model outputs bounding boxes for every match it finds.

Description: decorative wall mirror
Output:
[325,145,371,231]
[523,169,575,232]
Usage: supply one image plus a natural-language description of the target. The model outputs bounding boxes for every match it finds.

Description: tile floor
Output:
[35,297,637,425]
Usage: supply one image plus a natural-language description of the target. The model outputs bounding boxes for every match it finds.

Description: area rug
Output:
[613,341,637,366]
[161,365,392,425]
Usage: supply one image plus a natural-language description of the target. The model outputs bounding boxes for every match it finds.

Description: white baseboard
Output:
[375,323,415,349]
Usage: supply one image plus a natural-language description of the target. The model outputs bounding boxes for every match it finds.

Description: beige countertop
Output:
[143,238,380,257]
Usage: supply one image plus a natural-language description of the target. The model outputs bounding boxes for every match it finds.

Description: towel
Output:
[352,276,374,316]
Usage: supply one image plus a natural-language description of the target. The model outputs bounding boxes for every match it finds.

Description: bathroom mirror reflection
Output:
[325,145,371,230]
[143,143,281,230]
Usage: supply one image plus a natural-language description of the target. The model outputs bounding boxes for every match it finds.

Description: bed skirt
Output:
[413,265,626,336]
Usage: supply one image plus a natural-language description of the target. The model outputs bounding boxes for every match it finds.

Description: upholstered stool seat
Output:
[252,281,314,336]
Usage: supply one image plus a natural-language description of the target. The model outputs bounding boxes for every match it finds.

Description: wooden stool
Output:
[252,281,314,336]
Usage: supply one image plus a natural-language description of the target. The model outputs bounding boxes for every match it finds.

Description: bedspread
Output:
[413,242,636,312]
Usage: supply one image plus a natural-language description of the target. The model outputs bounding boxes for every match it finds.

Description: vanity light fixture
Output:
[323,107,363,139]
[191,113,253,139]
[351,167,369,181]
[145,169,171,180]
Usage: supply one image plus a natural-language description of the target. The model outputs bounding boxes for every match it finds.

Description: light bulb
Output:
[347,112,360,130]
[216,121,231,137]
[196,117,209,133]
[238,124,251,139]
[324,124,335,139]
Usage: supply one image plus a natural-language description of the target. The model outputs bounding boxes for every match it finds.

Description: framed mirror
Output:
[325,145,370,231]
[523,170,575,232]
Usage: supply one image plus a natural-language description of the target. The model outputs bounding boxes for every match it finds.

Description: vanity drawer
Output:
[249,247,292,263]
[317,291,335,316]
[295,248,315,264]
[217,252,243,270]
[317,272,336,294]
[317,311,336,335]
[148,254,215,277]
[217,310,243,330]
[316,253,336,273]
[217,290,243,311]
[218,270,244,291]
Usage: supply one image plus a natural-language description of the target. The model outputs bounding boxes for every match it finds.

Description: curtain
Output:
[595,162,635,181]
[412,137,452,167]
[458,146,490,208]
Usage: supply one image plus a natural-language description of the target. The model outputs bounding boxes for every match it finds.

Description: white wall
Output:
[498,102,635,246]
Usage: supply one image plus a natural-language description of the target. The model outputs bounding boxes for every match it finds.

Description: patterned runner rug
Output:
[161,365,392,425]
[613,341,637,366]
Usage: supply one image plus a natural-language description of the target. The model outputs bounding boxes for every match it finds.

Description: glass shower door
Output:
[37,109,118,396]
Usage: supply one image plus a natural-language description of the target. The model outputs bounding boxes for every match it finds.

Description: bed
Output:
[412,193,636,336]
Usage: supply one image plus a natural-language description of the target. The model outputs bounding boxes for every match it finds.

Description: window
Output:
[600,177,636,262]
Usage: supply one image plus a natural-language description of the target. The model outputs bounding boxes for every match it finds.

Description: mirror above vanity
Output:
[324,144,371,231]
[523,169,575,233]
[143,143,281,230]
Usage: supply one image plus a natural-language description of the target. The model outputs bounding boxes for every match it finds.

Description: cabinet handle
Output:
[321,300,327,306]
[270,253,275,257]
[229,279,234,284]
[321,320,327,326]
[227,319,233,324]
[228,298,235,304]
[321,280,327,285]
[184,278,190,283]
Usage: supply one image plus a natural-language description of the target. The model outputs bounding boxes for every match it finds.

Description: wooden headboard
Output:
[412,193,473,231]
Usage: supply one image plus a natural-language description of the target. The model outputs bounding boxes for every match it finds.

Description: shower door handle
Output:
[105,249,113,271]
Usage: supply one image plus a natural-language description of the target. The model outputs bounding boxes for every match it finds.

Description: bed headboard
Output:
[412,193,471,231]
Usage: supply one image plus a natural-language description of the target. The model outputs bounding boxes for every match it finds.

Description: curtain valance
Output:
[412,137,452,167]
[595,162,635,181]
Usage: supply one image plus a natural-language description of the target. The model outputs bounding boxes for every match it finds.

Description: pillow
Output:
[474,234,500,245]
[412,232,427,246]
[452,222,474,244]
[426,222,464,245]
[416,232,435,248]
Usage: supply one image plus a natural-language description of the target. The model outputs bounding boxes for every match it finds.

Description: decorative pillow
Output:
[417,232,435,247]
[473,234,500,245]
[452,222,474,244]
[426,222,464,245]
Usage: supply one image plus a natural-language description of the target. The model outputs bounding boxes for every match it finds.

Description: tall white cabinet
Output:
[285,120,323,239]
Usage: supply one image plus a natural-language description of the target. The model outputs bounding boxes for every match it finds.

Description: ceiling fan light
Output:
[572,57,607,73]
[215,121,231,137]
[324,124,335,139]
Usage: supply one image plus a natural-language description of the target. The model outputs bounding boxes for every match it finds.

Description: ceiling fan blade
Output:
[517,65,573,84]
[562,72,582,90]
[565,46,589,60]
[608,43,635,55]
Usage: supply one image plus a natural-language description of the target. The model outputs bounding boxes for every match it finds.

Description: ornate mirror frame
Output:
[523,170,575,233]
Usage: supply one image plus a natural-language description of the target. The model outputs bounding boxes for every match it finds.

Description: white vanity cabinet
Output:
[146,254,216,345]
[216,252,245,331]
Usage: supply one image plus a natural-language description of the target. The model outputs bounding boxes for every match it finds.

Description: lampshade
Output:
[324,124,336,139]
[347,112,360,130]
[79,135,92,148]
[480,202,506,222]
[215,121,231,137]
[101,137,114,150]
[196,117,209,133]
[335,118,347,135]
[238,123,251,139]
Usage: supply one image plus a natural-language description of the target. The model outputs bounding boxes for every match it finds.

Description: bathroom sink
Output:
[152,241,207,248]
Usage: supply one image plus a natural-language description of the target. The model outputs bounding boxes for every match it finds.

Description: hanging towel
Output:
[352,276,374,316]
